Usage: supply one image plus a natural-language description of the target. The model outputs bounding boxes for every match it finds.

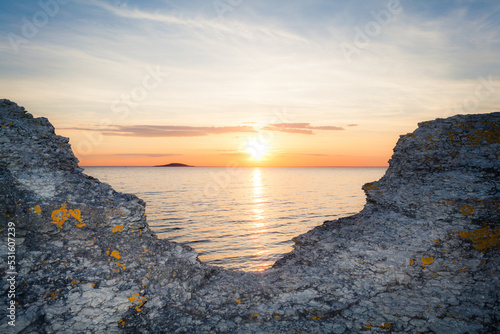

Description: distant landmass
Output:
[154,163,194,167]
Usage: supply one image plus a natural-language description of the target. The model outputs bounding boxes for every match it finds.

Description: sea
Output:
[83,167,386,271]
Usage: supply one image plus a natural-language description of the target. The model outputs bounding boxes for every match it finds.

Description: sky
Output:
[1,0,499,167]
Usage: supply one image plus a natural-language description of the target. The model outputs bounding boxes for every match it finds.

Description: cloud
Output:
[85,0,203,27]
[64,125,257,137]
[347,124,358,127]
[83,0,308,44]
[112,153,182,157]
[261,126,313,135]
[262,123,345,135]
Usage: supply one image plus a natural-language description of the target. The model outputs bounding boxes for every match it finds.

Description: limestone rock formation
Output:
[0,100,217,333]
[1,99,499,333]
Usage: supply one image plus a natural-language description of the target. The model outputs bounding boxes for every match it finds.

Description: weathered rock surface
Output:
[1,99,499,333]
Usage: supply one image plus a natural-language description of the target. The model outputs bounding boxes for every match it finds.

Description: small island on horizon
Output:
[154,163,194,167]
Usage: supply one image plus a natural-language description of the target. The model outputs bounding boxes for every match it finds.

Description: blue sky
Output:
[1,0,499,166]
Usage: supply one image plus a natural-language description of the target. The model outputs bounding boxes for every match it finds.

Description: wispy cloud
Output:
[64,125,257,137]
[262,123,345,135]
[83,0,308,44]
[86,0,203,27]
[112,153,182,157]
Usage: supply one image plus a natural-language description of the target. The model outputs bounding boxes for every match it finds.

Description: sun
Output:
[244,139,269,161]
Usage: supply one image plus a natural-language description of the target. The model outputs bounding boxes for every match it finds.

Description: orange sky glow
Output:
[2,1,498,167]
[58,123,394,167]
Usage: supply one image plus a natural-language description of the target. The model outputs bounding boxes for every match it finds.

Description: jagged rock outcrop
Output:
[1,99,499,333]
[0,100,217,333]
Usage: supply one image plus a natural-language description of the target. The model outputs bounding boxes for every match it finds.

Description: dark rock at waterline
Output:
[0,99,499,333]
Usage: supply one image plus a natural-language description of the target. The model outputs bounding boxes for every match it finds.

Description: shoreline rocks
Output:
[1,99,499,333]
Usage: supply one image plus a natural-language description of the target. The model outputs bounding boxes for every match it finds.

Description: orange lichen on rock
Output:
[51,203,83,229]
[460,205,475,216]
[34,205,42,213]
[112,225,125,233]
[459,225,500,252]
[467,128,500,146]
[127,294,147,312]
[363,183,379,191]
[44,290,59,299]
[110,250,121,260]
[421,257,434,265]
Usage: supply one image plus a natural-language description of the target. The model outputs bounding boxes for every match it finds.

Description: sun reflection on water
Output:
[249,168,272,271]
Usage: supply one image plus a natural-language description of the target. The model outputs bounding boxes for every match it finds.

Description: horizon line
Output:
[80,165,389,168]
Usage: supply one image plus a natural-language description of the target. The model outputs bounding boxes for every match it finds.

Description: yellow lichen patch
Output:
[44,291,58,299]
[236,300,241,304]
[71,280,78,284]
[112,225,125,233]
[252,313,259,318]
[409,259,414,265]
[51,203,83,229]
[127,294,147,312]
[421,257,434,265]
[467,128,500,146]
[363,183,379,191]
[459,226,500,252]
[118,319,126,326]
[34,205,42,214]
[460,205,475,216]
[365,324,372,329]
[110,250,121,260]
[77,223,86,228]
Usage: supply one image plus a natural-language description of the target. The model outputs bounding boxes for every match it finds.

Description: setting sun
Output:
[244,138,269,161]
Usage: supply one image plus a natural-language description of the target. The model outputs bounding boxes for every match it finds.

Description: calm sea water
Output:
[83,167,386,271]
